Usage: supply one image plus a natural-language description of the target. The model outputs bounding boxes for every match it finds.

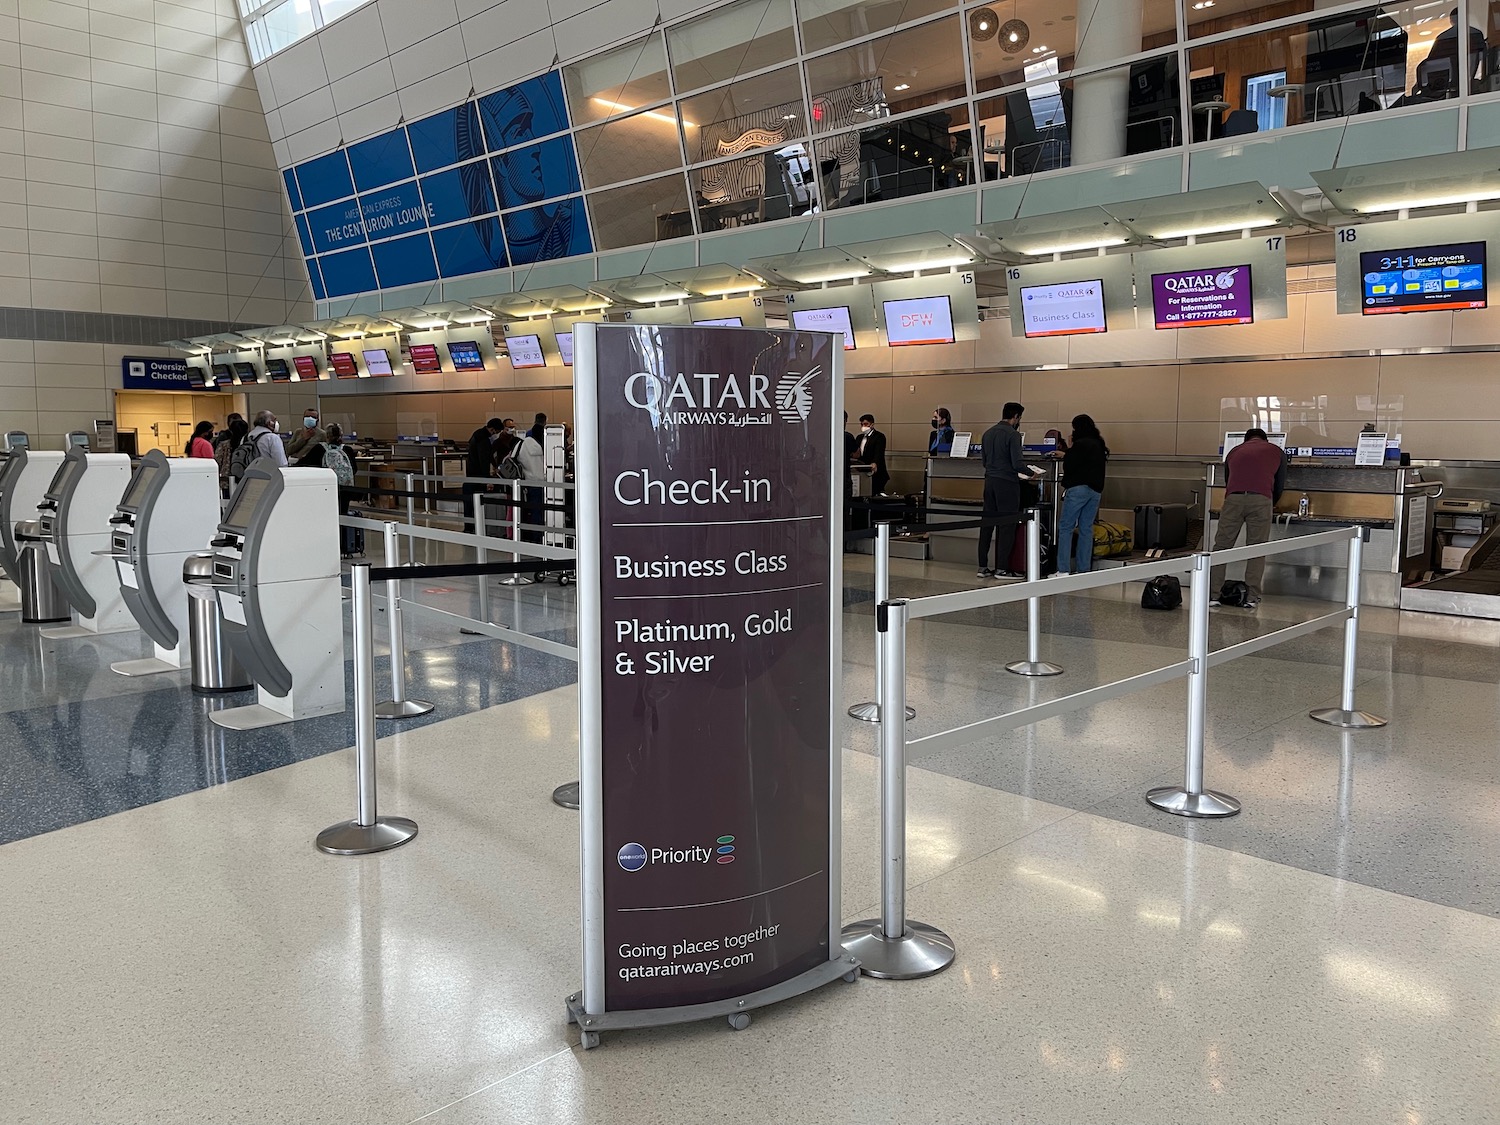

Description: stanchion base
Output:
[1005,660,1064,677]
[375,698,435,719]
[316,816,419,855]
[496,576,532,587]
[1145,786,1241,818]
[110,657,184,678]
[847,701,917,723]
[839,919,955,979]
[1309,707,1388,729]
[552,781,580,809]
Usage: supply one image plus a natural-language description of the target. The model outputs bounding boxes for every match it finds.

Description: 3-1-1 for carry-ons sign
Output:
[572,321,846,1035]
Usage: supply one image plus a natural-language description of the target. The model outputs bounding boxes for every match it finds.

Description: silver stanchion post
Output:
[497,478,531,587]
[403,472,416,565]
[849,521,914,723]
[317,564,420,854]
[841,599,956,978]
[1147,552,1241,818]
[1310,528,1387,729]
[475,492,491,625]
[1006,509,1063,677]
[375,522,434,720]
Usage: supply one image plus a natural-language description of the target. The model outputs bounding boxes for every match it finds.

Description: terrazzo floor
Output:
[2,553,1497,1124]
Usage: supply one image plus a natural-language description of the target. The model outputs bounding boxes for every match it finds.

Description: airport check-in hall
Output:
[5,1,1500,1122]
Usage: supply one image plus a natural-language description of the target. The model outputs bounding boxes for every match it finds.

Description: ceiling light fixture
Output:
[1149,218,1279,239]
[591,97,693,128]
[1020,236,1128,256]
[969,7,1000,41]
[893,83,910,92]
[999,18,1030,53]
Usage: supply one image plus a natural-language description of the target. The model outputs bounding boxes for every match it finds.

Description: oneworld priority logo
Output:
[716,835,736,864]
[617,842,647,872]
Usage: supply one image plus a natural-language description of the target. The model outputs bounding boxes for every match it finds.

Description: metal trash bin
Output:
[15,519,69,624]
[183,552,252,694]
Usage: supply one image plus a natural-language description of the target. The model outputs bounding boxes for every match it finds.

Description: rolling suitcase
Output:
[1134,503,1188,551]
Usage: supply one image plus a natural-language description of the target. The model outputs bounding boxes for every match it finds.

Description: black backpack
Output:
[229,431,271,480]
[1141,574,1182,610]
[1217,580,1252,607]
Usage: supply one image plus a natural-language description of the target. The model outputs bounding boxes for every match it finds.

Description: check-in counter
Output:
[924,453,1063,565]
[1205,461,1439,608]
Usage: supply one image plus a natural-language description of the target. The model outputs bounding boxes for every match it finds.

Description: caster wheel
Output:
[580,1030,600,1050]
[727,1012,751,1031]
[559,574,572,587]
[842,969,859,984]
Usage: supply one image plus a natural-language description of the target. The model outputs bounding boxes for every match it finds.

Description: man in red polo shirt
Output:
[1210,428,1286,610]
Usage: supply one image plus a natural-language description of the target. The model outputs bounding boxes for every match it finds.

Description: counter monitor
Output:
[1019,279,1107,338]
[329,352,358,378]
[1223,431,1288,457]
[1152,265,1254,329]
[882,295,955,346]
[293,355,319,380]
[556,331,574,366]
[362,348,393,376]
[505,333,545,368]
[1360,241,1486,315]
[408,343,441,373]
[264,358,291,382]
[187,365,211,388]
[693,316,743,327]
[790,305,857,349]
[447,340,485,370]
[211,363,233,384]
[232,361,259,383]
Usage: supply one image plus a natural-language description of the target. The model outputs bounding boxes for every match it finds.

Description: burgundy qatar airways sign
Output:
[576,322,841,1015]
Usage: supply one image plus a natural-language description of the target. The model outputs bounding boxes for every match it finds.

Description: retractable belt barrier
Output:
[847,521,1386,981]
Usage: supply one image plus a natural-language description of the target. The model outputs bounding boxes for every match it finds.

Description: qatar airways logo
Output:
[1162,268,1242,294]
[623,368,815,427]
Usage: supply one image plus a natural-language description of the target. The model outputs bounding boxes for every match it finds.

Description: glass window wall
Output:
[690,140,824,229]
[589,174,694,248]
[574,110,686,191]
[811,104,973,207]
[667,0,798,94]
[799,0,958,53]
[679,66,809,164]
[967,0,1178,96]
[806,15,967,132]
[563,35,673,126]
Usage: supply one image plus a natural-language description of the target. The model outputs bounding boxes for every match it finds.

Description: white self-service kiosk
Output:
[34,444,134,639]
[0,431,33,605]
[107,450,222,677]
[0,434,60,585]
[209,461,345,730]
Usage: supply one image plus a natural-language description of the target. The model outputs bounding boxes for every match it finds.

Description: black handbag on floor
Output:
[1141,575,1182,610]
[1218,580,1251,607]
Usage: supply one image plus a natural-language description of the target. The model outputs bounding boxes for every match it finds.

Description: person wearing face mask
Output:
[978,402,1026,579]
[248,410,287,465]
[285,406,325,460]
[929,408,955,454]
[852,413,890,495]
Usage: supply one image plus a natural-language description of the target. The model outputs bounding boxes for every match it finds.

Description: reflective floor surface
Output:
[1,554,1497,1124]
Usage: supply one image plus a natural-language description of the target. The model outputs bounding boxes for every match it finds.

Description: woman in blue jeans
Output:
[1054,414,1109,574]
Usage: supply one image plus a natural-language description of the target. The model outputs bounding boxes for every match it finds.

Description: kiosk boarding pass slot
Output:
[210,461,345,731]
[109,450,222,678]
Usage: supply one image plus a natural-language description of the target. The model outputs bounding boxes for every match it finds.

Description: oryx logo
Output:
[775,366,819,423]
[617,842,647,871]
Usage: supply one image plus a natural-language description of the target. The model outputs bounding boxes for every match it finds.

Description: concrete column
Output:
[1069,0,1144,165]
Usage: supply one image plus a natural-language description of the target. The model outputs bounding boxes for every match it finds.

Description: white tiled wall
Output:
[252,0,722,165]
[0,0,313,446]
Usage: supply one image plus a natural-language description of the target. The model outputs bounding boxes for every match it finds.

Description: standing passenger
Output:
[1209,428,1285,610]
[978,402,1026,578]
[1054,414,1109,575]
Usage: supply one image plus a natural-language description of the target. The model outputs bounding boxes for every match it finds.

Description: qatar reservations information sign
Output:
[572,322,845,1031]
[1151,264,1254,329]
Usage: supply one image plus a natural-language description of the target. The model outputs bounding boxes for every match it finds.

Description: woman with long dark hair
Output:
[186,421,215,459]
[1055,413,1109,575]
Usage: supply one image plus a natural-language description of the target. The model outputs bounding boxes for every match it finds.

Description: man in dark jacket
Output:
[1209,428,1286,609]
[852,413,889,494]
[978,402,1026,578]
[464,417,504,533]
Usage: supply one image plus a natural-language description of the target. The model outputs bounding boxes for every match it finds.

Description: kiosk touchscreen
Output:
[34,446,133,637]
[108,451,222,677]
[209,461,344,729]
